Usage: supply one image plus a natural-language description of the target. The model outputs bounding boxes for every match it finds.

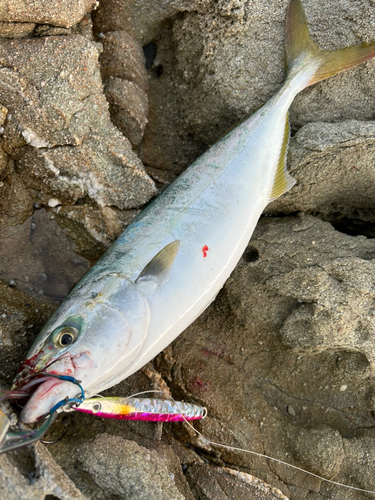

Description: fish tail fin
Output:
[286,0,375,87]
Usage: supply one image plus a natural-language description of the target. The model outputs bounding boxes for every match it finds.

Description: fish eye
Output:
[52,326,79,348]
[92,402,101,413]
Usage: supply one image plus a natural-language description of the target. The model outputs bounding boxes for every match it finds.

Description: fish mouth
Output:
[13,351,76,391]
[12,352,93,423]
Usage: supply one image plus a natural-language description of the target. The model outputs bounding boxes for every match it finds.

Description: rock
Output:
[0,442,86,499]
[0,1,375,499]
[0,35,155,208]
[136,0,375,174]
[76,433,186,499]
[100,31,149,91]
[165,215,375,498]
[185,464,289,500]
[0,209,89,305]
[0,279,56,382]
[105,78,149,147]
[0,163,34,226]
[0,0,97,28]
[268,121,375,235]
[54,204,135,261]
[291,426,344,479]
[94,0,205,44]
[0,22,35,39]
[99,31,149,147]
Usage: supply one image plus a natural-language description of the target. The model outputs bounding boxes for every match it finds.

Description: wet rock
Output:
[185,464,289,500]
[0,35,155,208]
[0,0,97,28]
[0,442,86,500]
[76,433,185,499]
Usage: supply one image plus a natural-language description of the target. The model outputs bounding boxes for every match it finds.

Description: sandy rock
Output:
[0,22,35,39]
[0,161,34,225]
[100,31,149,91]
[99,31,149,147]
[54,204,136,261]
[0,0,96,28]
[185,464,289,500]
[268,121,375,234]
[0,279,56,382]
[165,215,375,498]
[94,0,208,44]
[135,0,375,175]
[0,0,375,499]
[0,442,86,500]
[105,78,149,147]
[77,433,185,500]
[0,35,155,208]
[291,426,344,479]
[0,209,89,304]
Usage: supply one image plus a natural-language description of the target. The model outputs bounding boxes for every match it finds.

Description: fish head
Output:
[14,273,151,423]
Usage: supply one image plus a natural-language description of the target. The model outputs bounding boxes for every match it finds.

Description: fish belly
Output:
[91,99,289,391]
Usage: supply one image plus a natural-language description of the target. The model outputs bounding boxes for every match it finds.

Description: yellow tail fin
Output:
[286,0,375,86]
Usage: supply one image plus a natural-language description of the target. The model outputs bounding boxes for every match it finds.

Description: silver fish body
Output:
[14,0,375,423]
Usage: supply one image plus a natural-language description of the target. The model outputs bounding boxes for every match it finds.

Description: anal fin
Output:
[269,114,296,202]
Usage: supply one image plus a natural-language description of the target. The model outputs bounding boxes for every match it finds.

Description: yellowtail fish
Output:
[11,0,375,423]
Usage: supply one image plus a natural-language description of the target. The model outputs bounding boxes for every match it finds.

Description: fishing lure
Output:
[74,396,207,422]
[0,377,205,452]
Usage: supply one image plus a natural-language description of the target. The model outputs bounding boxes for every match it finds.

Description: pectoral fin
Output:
[136,240,180,284]
[269,114,296,202]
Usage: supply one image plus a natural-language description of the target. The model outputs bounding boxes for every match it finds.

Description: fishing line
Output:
[170,397,375,496]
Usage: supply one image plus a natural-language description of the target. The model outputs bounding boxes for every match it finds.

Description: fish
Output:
[12,0,375,423]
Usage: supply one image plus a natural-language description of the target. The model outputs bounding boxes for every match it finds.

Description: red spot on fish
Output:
[202,245,209,258]
[48,346,53,350]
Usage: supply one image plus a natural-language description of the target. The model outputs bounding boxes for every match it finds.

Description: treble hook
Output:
[0,374,85,453]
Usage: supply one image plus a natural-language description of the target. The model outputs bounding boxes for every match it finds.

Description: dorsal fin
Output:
[136,240,180,283]
[269,114,295,202]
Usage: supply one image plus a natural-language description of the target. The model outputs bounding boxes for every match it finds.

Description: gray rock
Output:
[0,278,56,382]
[185,464,289,500]
[0,209,89,305]
[291,426,344,479]
[105,78,149,147]
[0,0,97,28]
[165,215,375,499]
[0,22,35,39]
[133,0,375,173]
[77,433,186,500]
[0,442,86,499]
[1,0,375,499]
[54,204,137,261]
[0,35,155,209]
[269,121,375,232]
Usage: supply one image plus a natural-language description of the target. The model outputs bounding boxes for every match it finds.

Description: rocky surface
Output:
[1,0,375,499]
